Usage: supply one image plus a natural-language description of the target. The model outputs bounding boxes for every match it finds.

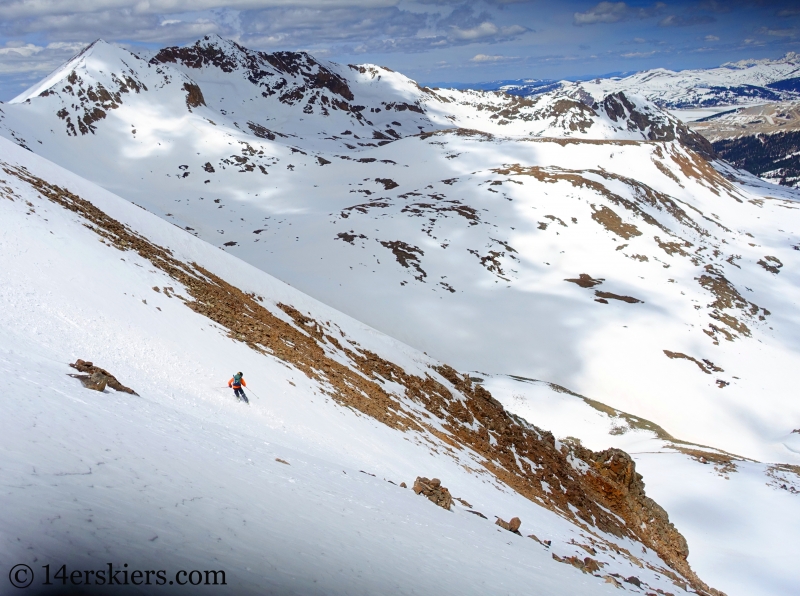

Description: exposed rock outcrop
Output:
[495,516,522,535]
[68,359,137,394]
[413,477,452,510]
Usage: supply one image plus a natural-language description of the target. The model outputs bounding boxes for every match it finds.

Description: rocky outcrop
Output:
[413,477,452,510]
[599,92,716,160]
[183,82,206,110]
[495,516,522,535]
[68,359,137,395]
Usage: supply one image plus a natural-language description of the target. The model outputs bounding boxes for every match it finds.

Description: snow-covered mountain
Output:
[3,36,710,150]
[491,53,800,110]
[2,37,800,594]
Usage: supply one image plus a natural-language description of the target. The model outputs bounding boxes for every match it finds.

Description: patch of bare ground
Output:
[757,255,782,274]
[335,231,367,244]
[466,239,519,280]
[339,200,392,218]
[666,446,740,479]
[696,264,769,343]
[182,82,205,110]
[247,121,288,140]
[766,464,800,494]
[651,150,683,186]
[400,201,480,226]
[663,350,723,375]
[594,290,643,304]
[490,164,705,244]
[655,235,691,257]
[668,146,744,201]
[565,274,604,288]
[378,240,427,281]
[4,163,721,596]
[591,205,641,239]
[375,178,399,190]
[563,275,642,304]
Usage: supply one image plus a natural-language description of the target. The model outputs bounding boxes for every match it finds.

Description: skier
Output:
[228,372,249,404]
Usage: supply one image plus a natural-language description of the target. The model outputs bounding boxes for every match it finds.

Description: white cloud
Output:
[704,35,719,42]
[0,40,87,74]
[449,22,525,41]
[470,53,516,62]
[620,50,657,58]
[0,1,398,20]
[574,2,629,25]
[573,1,665,26]
[756,26,796,38]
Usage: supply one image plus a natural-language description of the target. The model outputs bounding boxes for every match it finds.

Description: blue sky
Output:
[0,1,798,101]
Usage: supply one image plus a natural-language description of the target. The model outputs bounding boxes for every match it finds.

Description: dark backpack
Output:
[233,373,242,386]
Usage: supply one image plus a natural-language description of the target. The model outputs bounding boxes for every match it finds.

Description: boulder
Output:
[413,476,453,510]
[495,516,522,535]
[68,359,137,394]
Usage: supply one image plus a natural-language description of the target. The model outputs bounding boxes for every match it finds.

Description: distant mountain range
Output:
[440,54,800,187]
[450,53,800,109]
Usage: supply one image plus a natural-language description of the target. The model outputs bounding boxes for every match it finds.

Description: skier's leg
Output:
[241,391,249,404]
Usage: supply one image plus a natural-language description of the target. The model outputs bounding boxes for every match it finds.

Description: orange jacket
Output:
[228,377,246,389]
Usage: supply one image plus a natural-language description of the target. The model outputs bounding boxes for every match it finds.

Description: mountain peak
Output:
[8,38,118,104]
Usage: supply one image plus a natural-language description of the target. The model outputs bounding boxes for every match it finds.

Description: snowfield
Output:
[1,135,705,596]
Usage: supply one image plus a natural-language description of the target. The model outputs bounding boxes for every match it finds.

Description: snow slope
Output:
[482,373,800,596]
[0,136,718,595]
[1,38,799,470]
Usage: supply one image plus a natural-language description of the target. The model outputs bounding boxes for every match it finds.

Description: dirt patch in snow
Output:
[565,274,604,288]
[663,351,723,375]
[378,240,427,281]
[591,205,641,239]
[757,256,782,274]
[593,290,642,304]
[375,178,399,190]
[668,445,740,478]
[696,264,769,343]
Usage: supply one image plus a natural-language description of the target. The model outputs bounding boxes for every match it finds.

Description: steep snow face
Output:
[482,373,800,596]
[1,38,799,469]
[0,136,716,596]
[572,53,800,109]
